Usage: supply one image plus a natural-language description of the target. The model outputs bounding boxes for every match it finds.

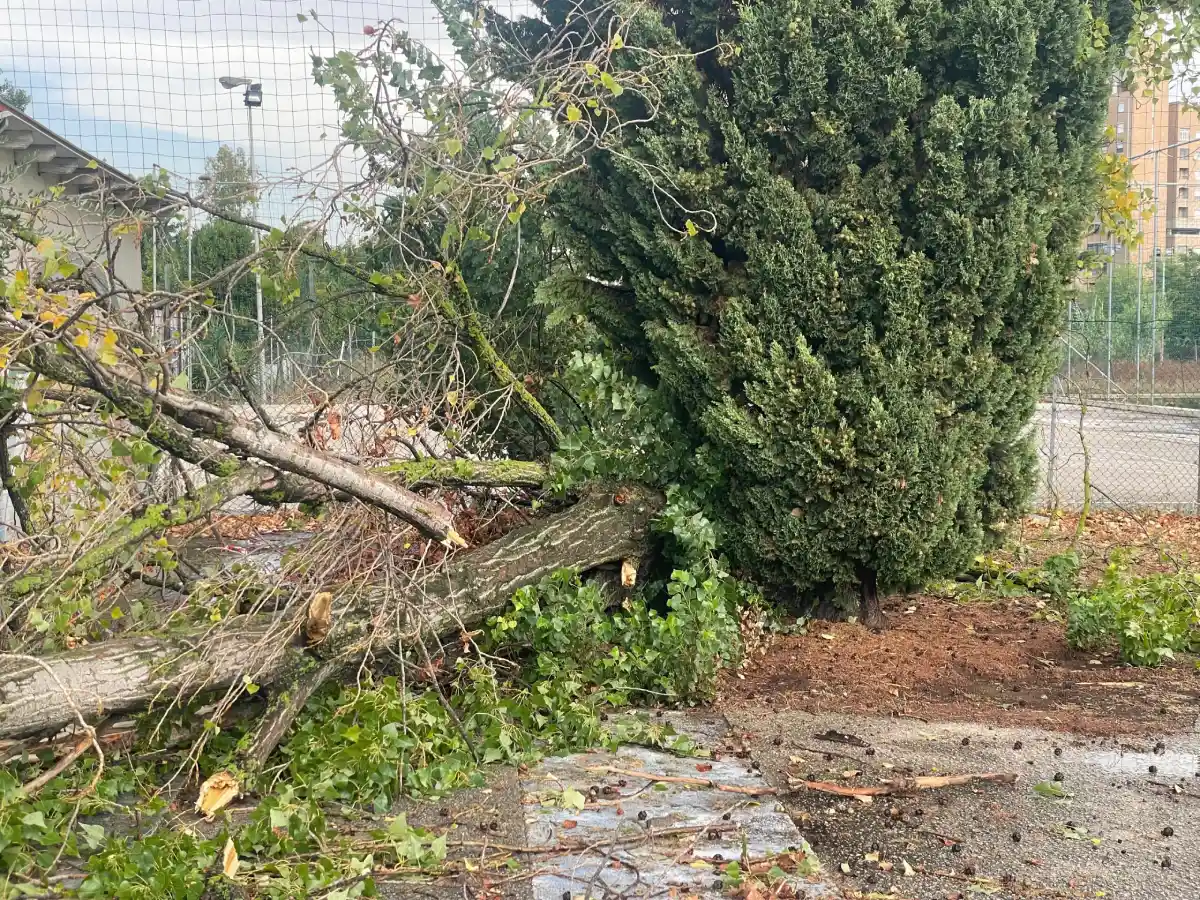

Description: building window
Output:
[1117,123,1125,134]
[1115,141,1125,153]
[1118,102,1126,112]
[1182,187,1190,200]
[1182,167,1191,180]
[1184,148,1192,161]
[1180,207,1190,219]
[1183,128,1192,141]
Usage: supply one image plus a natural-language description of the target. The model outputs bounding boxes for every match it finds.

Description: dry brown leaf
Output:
[562,819,578,830]
[195,771,239,819]
[620,558,637,588]
[222,837,239,878]
[326,408,343,441]
[306,592,334,645]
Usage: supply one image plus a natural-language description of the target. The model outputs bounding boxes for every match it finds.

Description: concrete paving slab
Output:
[520,730,834,899]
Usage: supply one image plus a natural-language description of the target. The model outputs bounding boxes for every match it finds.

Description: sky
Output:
[0,0,471,223]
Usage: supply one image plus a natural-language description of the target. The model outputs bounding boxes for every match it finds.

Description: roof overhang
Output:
[0,105,180,215]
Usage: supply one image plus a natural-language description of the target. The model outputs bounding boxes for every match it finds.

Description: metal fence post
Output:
[1047,382,1058,507]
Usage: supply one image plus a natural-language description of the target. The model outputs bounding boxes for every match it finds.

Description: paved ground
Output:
[730,707,1200,900]
[391,708,1199,899]
[1034,401,1200,511]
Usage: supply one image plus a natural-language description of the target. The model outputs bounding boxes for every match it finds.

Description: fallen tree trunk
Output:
[0,488,659,741]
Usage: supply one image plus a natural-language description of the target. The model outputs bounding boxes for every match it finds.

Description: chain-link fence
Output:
[4,2,1200,534]
[1,0,543,539]
[1039,255,1200,512]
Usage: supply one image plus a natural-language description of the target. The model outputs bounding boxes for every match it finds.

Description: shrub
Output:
[497,0,1130,619]
[1067,553,1200,665]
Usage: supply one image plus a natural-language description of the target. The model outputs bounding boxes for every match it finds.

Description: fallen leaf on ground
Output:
[560,788,586,810]
[561,820,577,830]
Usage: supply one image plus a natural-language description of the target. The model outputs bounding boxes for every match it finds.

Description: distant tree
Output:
[199,144,257,215]
[0,69,30,112]
[1163,255,1200,361]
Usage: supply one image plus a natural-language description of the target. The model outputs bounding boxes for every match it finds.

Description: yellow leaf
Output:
[99,349,118,366]
[444,527,468,549]
[73,332,90,349]
[566,104,582,123]
[194,771,240,819]
[306,591,333,646]
[35,238,54,256]
[445,390,459,406]
[222,838,239,878]
[621,558,637,588]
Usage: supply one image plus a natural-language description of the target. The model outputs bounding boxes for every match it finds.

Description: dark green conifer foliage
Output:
[499,0,1130,623]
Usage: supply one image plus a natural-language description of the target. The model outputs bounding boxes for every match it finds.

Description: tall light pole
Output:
[220,76,266,393]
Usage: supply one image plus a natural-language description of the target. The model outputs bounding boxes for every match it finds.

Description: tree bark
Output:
[858,567,886,631]
[0,489,660,741]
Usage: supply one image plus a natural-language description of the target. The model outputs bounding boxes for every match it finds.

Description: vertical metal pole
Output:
[248,99,265,396]
[1152,142,1160,406]
[1047,387,1058,506]
[1136,243,1144,401]
[1066,299,1073,384]
[1106,234,1114,398]
[152,224,157,292]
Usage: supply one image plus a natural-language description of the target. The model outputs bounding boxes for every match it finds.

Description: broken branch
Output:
[789,772,1018,797]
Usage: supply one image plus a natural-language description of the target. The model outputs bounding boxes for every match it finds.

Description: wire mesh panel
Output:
[0,0,550,537]
[1040,255,1200,512]
[7,2,1200,522]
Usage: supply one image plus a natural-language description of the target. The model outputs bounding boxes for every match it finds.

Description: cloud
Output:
[0,0,462,221]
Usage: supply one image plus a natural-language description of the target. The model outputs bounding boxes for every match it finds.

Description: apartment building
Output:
[1087,81,1200,261]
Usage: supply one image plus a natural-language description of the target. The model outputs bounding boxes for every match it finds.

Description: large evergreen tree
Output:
[495,0,1133,624]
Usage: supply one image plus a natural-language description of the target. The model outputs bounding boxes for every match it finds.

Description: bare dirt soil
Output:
[723,514,1200,737]
[725,594,1200,736]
